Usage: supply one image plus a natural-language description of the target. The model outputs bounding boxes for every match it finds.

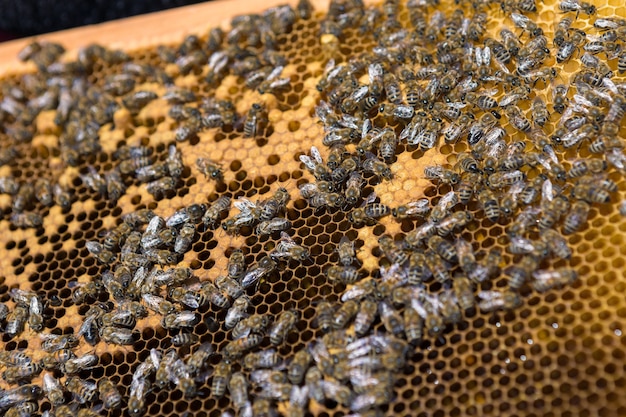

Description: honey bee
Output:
[243,103,265,138]
[453,172,478,204]
[556,31,585,63]
[174,222,195,254]
[551,84,569,113]
[174,116,201,142]
[65,377,97,404]
[269,310,298,345]
[424,165,460,185]
[171,332,199,347]
[80,167,107,195]
[185,341,215,375]
[530,96,550,127]
[344,171,365,207]
[430,191,460,223]
[122,209,155,227]
[42,373,65,405]
[505,255,538,290]
[142,293,178,315]
[300,146,331,181]
[404,220,436,248]
[504,105,531,132]
[540,228,572,260]
[0,350,32,367]
[122,90,158,112]
[390,199,430,220]
[225,296,251,330]
[436,211,474,236]
[305,366,324,403]
[362,152,393,181]
[161,311,198,330]
[378,300,404,336]
[558,0,596,16]
[241,255,277,289]
[39,333,78,353]
[438,289,461,325]
[34,178,53,206]
[477,188,500,222]
[216,274,244,300]
[145,176,177,197]
[2,360,42,383]
[10,211,43,229]
[0,384,42,410]
[562,199,590,234]
[532,268,578,292]
[152,349,174,389]
[0,176,19,195]
[208,360,232,400]
[272,231,310,262]
[572,182,610,203]
[144,248,179,265]
[428,235,457,263]
[228,372,249,410]
[478,290,522,312]
[423,249,450,284]
[378,235,408,265]
[287,350,312,385]
[443,113,473,144]
[315,301,335,333]
[202,196,231,228]
[5,401,38,417]
[243,349,281,370]
[97,377,122,410]
[128,376,151,417]
[256,217,292,236]
[100,326,135,345]
[196,157,224,182]
[333,300,359,329]
[25,294,43,332]
[349,192,391,225]
[326,265,360,284]
[232,314,271,340]
[336,235,357,267]
[63,353,98,375]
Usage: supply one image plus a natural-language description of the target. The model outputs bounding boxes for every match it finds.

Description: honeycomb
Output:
[1,0,626,416]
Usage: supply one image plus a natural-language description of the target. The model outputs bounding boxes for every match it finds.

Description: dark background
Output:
[0,0,207,41]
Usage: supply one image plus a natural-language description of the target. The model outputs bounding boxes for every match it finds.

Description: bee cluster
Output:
[1,0,626,416]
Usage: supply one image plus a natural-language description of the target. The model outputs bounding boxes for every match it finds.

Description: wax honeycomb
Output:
[1,0,626,416]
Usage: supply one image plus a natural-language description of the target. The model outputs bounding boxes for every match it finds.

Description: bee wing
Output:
[406,199,431,215]
[266,65,284,82]
[368,62,383,83]
[361,118,372,139]
[482,87,499,97]
[541,178,553,203]
[310,146,323,165]
[299,155,316,171]
[234,197,257,212]
[477,290,503,300]
[552,83,568,98]
[346,171,364,189]
[360,191,377,207]
[279,231,297,246]
[510,12,529,28]
[168,144,178,158]
[323,58,336,76]
[351,85,369,102]
[339,235,353,248]
[410,298,428,319]
[532,269,556,281]
[339,114,359,130]
[602,77,619,95]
